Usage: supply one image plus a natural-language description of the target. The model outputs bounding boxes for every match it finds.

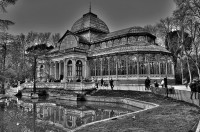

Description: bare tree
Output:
[0,0,17,93]
[51,33,60,47]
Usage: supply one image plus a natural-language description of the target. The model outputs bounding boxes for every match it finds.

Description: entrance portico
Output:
[38,55,88,82]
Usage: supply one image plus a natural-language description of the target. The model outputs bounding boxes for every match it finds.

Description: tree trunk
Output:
[180,59,184,84]
[33,56,37,94]
[186,56,192,83]
[22,41,25,80]
[1,43,7,94]
[33,102,36,132]
[195,62,200,80]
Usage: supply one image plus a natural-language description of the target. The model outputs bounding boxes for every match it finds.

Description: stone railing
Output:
[22,82,96,91]
[65,82,95,90]
[22,82,65,89]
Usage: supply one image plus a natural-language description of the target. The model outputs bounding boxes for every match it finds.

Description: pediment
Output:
[59,31,79,50]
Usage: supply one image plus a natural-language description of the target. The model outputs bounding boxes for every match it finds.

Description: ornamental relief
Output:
[129,56,137,61]
[160,56,167,61]
[93,44,169,57]
[95,43,101,49]
[138,36,146,41]
[129,27,146,33]
[113,39,120,46]
[102,42,107,48]
[121,37,127,45]
[167,57,173,62]
[128,36,137,44]
[107,40,113,47]
[138,55,146,62]
[146,54,156,61]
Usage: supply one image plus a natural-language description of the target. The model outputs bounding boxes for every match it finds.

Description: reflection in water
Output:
[0,98,141,132]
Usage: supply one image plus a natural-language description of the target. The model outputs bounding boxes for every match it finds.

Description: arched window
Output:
[76,60,82,77]
[39,65,44,78]
[139,55,147,74]
[128,56,137,74]
[67,60,72,76]
[66,116,73,128]
[110,57,116,75]
[102,58,108,75]
[51,63,54,76]
[149,54,159,74]
[160,62,166,74]
[167,57,172,74]
[118,56,126,75]
[61,61,64,76]
[160,57,166,74]
[89,59,95,76]
[96,58,101,76]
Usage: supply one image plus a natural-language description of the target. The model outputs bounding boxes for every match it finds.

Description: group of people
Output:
[145,77,168,90]
[189,79,200,99]
[94,78,114,90]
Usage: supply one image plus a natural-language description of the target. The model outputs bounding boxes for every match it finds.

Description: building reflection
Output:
[17,100,132,130]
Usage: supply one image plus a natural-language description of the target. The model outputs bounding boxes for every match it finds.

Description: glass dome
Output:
[71,12,109,33]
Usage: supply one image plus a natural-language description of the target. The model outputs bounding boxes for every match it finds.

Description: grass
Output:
[75,90,200,132]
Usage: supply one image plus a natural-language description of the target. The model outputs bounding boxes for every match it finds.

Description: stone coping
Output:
[71,96,159,132]
[196,120,200,132]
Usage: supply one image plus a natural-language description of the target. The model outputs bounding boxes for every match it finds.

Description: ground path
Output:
[98,84,199,107]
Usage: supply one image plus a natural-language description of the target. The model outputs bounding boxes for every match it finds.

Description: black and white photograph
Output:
[0,0,200,131]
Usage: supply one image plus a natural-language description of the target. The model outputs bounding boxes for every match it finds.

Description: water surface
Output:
[0,97,141,132]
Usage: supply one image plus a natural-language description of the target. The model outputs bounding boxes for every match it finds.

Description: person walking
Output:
[109,78,114,90]
[101,78,104,86]
[189,79,197,99]
[145,77,151,90]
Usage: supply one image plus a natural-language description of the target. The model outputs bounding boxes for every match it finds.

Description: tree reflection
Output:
[0,98,137,131]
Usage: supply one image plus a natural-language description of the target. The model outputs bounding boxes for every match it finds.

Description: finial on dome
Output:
[89,1,91,13]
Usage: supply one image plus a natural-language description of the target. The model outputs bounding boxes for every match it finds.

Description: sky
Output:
[0,0,176,35]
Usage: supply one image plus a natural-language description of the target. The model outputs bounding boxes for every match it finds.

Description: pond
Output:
[0,97,142,132]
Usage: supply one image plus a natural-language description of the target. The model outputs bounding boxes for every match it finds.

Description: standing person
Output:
[161,79,164,88]
[197,80,200,99]
[95,79,98,89]
[164,77,168,97]
[190,79,197,99]
[101,78,104,86]
[145,77,151,90]
[183,79,188,89]
[109,78,114,90]
[154,80,159,88]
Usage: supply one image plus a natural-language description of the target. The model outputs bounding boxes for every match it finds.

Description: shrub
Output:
[38,90,48,97]
[15,90,22,98]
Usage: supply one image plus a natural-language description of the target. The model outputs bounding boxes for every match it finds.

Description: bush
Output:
[38,90,48,97]
[15,90,22,98]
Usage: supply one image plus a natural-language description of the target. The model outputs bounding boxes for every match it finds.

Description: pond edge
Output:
[71,95,159,132]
